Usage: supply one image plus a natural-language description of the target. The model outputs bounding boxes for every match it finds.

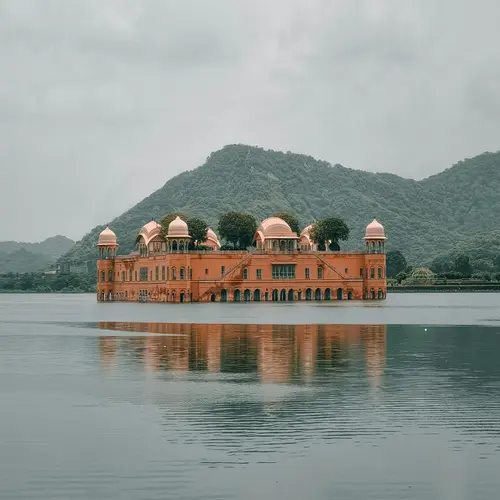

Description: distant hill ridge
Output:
[0,235,75,274]
[59,144,500,265]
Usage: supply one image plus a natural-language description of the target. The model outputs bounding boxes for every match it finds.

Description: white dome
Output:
[98,226,117,246]
[364,219,386,240]
[168,216,189,237]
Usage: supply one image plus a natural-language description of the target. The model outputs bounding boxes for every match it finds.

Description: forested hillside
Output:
[60,145,500,266]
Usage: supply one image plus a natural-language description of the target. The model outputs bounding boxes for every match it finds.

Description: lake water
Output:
[1,293,500,499]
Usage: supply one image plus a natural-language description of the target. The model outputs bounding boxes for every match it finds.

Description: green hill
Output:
[429,231,500,274]
[0,235,75,260]
[59,144,500,266]
[0,235,75,274]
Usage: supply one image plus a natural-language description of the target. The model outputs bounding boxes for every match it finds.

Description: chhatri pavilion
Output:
[97,216,387,303]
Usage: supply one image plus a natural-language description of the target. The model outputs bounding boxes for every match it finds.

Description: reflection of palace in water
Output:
[98,322,386,383]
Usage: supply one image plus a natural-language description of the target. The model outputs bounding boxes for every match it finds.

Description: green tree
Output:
[273,212,300,235]
[386,250,407,278]
[454,254,473,277]
[160,212,188,235]
[309,217,350,251]
[187,217,209,248]
[395,271,407,283]
[494,255,500,271]
[218,212,257,249]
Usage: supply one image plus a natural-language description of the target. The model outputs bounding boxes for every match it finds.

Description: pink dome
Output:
[364,219,386,240]
[136,220,161,245]
[168,216,189,237]
[98,226,117,246]
[256,217,297,239]
[206,227,221,247]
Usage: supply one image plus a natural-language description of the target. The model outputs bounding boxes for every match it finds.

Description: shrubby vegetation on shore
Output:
[0,272,95,293]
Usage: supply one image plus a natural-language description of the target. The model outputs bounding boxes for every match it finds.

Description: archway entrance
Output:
[337,288,343,300]
[234,289,241,302]
[288,289,294,301]
[280,289,286,301]
[347,291,353,300]
[244,289,251,302]
[370,289,375,299]
[210,293,216,302]
[254,289,261,302]
[324,288,331,300]
[298,291,302,301]
[272,289,278,301]
[221,289,228,302]
[315,288,322,301]
[378,289,384,299]
[180,293,185,303]
[306,288,312,301]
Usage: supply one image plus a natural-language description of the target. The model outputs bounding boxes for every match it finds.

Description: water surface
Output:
[1,293,499,499]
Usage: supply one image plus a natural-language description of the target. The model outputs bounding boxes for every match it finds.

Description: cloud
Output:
[0,0,499,241]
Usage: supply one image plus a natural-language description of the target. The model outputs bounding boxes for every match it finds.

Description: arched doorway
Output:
[378,289,384,299]
[337,288,343,300]
[234,289,241,302]
[370,289,375,299]
[221,289,228,302]
[288,289,294,301]
[298,290,302,301]
[280,289,286,301]
[315,288,322,301]
[253,289,261,302]
[347,291,353,300]
[244,289,251,302]
[180,292,185,303]
[306,288,312,301]
[324,288,331,300]
[210,293,216,302]
[272,289,279,301]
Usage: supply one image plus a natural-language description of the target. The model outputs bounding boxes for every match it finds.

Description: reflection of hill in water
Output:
[98,322,387,383]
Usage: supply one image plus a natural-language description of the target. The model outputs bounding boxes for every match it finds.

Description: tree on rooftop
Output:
[187,217,209,248]
[310,217,349,251]
[217,212,257,249]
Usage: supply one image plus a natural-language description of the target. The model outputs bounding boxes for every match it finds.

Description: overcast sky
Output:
[1,0,499,242]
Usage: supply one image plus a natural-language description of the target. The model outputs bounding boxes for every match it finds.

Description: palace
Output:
[96,216,387,303]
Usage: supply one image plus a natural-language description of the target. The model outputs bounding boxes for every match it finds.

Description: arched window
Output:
[324,288,331,300]
[287,289,294,301]
[171,267,176,280]
[272,289,279,301]
[101,271,106,282]
[315,288,322,301]
[243,268,248,280]
[244,289,251,302]
[305,288,312,301]
[378,267,383,279]
[189,267,192,280]
[370,267,375,279]
[317,266,323,279]
[221,289,228,302]
[337,288,343,300]
[253,289,261,302]
[108,270,113,282]
[234,289,241,302]
[180,267,185,280]
[280,289,286,301]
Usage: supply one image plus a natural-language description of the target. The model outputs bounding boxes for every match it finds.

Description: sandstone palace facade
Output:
[96,216,387,303]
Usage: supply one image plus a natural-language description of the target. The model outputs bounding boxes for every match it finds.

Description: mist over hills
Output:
[59,145,500,266]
